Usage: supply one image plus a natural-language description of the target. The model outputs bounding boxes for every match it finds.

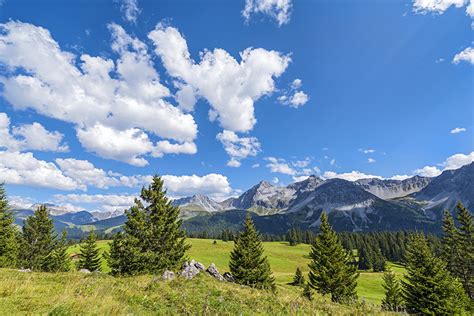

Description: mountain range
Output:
[10,162,474,237]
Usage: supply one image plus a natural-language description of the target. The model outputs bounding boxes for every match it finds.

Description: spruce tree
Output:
[0,183,18,267]
[292,267,305,286]
[41,230,70,272]
[381,269,403,311]
[455,202,474,300]
[371,247,386,272]
[77,231,101,272]
[402,234,468,314]
[358,246,372,270]
[308,213,359,303]
[107,176,190,275]
[229,214,275,290]
[441,209,460,274]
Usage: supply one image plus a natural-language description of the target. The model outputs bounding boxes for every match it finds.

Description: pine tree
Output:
[358,246,372,270]
[20,205,59,271]
[308,213,359,303]
[371,247,386,272]
[441,209,460,274]
[381,269,403,311]
[402,234,469,314]
[77,231,101,272]
[0,183,18,268]
[41,230,70,272]
[229,214,275,290]
[302,283,313,301]
[107,176,190,275]
[455,202,473,300]
[292,267,305,286]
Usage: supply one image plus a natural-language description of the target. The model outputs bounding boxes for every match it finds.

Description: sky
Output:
[0,0,473,213]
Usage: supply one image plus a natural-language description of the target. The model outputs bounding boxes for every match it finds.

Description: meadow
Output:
[67,238,406,305]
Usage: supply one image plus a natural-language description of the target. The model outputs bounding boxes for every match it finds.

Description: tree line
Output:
[0,179,472,313]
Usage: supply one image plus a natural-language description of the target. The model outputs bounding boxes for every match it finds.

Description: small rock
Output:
[180,261,200,279]
[206,263,225,281]
[79,269,91,274]
[18,268,31,273]
[223,272,235,282]
[162,270,175,281]
[194,261,206,271]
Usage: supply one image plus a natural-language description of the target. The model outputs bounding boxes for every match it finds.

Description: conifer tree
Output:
[381,269,403,311]
[292,267,305,286]
[371,247,386,272]
[441,209,459,274]
[41,230,70,272]
[229,214,275,290]
[0,183,18,267]
[402,234,468,314]
[455,202,474,300]
[308,213,359,303]
[302,283,313,301]
[77,231,101,272]
[358,246,372,270]
[107,176,190,275]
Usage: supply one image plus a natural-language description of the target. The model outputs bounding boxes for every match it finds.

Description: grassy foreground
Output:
[0,268,396,315]
[67,238,406,305]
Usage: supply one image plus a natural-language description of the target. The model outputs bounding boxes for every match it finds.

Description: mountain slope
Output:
[356,176,431,199]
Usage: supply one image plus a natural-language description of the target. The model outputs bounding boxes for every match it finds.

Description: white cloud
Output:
[330,159,336,166]
[0,21,197,166]
[54,193,136,214]
[216,130,261,165]
[291,78,302,89]
[453,47,474,64]
[450,127,467,134]
[390,175,411,181]
[148,24,290,133]
[292,175,310,182]
[292,157,311,168]
[0,113,68,152]
[443,152,474,170]
[227,158,242,168]
[161,173,233,199]
[152,140,197,158]
[278,79,309,108]
[252,163,260,168]
[272,177,280,184]
[412,0,472,16]
[414,165,442,177]
[368,158,376,163]
[359,148,375,154]
[0,151,81,190]
[242,0,292,26]
[323,170,383,182]
[265,157,296,175]
[118,0,140,24]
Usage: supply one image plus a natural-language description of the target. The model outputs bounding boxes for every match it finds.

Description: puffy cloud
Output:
[216,130,261,165]
[450,127,467,134]
[242,0,292,26]
[54,193,136,213]
[148,24,290,133]
[390,175,411,181]
[152,140,197,158]
[118,0,140,23]
[323,170,383,182]
[443,152,474,170]
[278,79,309,108]
[0,151,81,190]
[264,157,296,175]
[453,47,474,65]
[414,165,442,177]
[368,158,376,163]
[227,158,242,168]
[161,173,233,199]
[412,0,472,16]
[56,158,120,189]
[0,113,68,152]
[0,21,197,165]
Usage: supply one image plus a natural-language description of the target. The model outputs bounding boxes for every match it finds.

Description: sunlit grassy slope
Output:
[67,238,405,304]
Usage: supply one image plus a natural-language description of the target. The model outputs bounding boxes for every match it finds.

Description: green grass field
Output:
[67,238,406,305]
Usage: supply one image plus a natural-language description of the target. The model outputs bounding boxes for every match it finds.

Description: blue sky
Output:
[0,0,472,213]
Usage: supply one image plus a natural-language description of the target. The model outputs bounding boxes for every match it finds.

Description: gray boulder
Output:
[223,272,235,282]
[79,269,91,274]
[206,263,225,281]
[194,261,206,271]
[18,268,31,273]
[180,260,200,279]
[162,270,175,281]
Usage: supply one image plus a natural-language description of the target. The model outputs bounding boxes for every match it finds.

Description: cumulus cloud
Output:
[323,170,383,182]
[0,21,197,166]
[54,193,136,214]
[216,130,261,166]
[292,175,310,182]
[414,152,474,177]
[0,151,81,190]
[413,0,472,16]
[0,113,68,152]
[161,173,233,200]
[242,0,292,26]
[450,127,467,134]
[278,78,309,108]
[453,47,474,65]
[118,0,141,24]
[414,165,442,177]
[265,157,296,175]
[148,23,290,133]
